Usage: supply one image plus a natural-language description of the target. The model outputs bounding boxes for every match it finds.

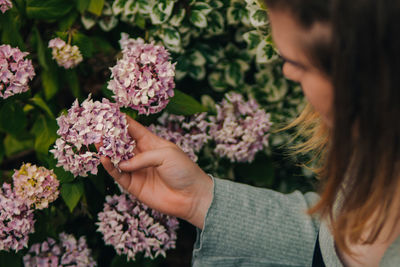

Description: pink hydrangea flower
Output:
[0,183,35,252]
[97,193,179,261]
[209,92,272,163]
[0,44,35,99]
[0,0,12,13]
[148,112,211,162]
[12,163,59,210]
[107,33,176,115]
[48,38,83,69]
[50,95,136,177]
[23,232,96,267]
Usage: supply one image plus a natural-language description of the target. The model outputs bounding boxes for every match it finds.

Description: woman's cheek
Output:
[282,63,303,83]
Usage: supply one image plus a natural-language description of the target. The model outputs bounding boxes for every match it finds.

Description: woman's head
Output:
[265,0,400,255]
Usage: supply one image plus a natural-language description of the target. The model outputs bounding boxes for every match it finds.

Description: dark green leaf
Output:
[64,69,82,100]
[54,167,75,184]
[4,134,34,157]
[87,0,104,16]
[76,0,90,13]
[72,32,93,58]
[61,180,84,212]
[0,11,25,49]
[58,10,79,31]
[30,95,55,118]
[26,0,74,20]
[41,68,59,100]
[31,115,58,155]
[0,101,27,136]
[166,90,207,115]
[33,27,49,70]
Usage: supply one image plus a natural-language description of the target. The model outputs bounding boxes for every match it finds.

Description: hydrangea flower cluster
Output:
[148,112,211,162]
[107,33,176,115]
[0,44,35,99]
[51,95,136,177]
[0,183,35,252]
[48,38,83,69]
[97,193,179,261]
[0,0,12,13]
[13,163,59,210]
[23,232,96,267]
[209,92,272,163]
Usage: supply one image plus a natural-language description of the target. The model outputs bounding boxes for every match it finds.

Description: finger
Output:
[125,115,156,142]
[100,156,125,180]
[119,149,165,172]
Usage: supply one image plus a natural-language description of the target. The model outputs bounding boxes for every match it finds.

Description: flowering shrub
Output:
[148,112,211,162]
[13,163,59,210]
[209,92,272,163]
[97,194,179,261]
[23,232,96,267]
[48,38,83,69]
[108,33,176,115]
[0,0,11,14]
[0,183,35,252]
[51,95,135,177]
[0,0,314,266]
[0,44,35,99]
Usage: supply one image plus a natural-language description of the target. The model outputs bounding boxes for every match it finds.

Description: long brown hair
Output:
[265,0,400,254]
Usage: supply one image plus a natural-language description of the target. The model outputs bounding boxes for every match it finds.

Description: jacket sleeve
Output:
[192,176,320,267]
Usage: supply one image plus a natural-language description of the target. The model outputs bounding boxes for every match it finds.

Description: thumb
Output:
[119,148,167,172]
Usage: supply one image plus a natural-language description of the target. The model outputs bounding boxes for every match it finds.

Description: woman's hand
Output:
[98,116,213,229]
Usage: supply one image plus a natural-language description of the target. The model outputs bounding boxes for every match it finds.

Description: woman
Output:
[99,0,400,266]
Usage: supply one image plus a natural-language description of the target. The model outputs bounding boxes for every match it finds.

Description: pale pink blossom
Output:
[0,183,35,252]
[0,0,12,13]
[0,44,35,99]
[48,38,83,69]
[13,163,59,210]
[23,232,96,267]
[107,33,175,115]
[50,95,135,177]
[209,92,272,162]
[97,193,179,261]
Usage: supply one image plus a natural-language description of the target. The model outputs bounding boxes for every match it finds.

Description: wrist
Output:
[185,173,214,229]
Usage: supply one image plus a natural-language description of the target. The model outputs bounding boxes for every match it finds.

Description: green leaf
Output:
[206,11,224,35]
[61,180,84,212]
[91,36,113,54]
[26,0,74,20]
[31,115,58,155]
[0,140,4,164]
[166,90,207,115]
[249,9,268,27]
[134,13,146,29]
[76,0,90,13]
[41,68,59,100]
[58,10,78,31]
[0,11,25,49]
[188,64,206,80]
[72,32,93,58]
[208,71,227,92]
[32,27,49,71]
[191,2,212,15]
[29,95,55,118]
[190,10,207,28]
[225,61,243,87]
[4,134,34,157]
[54,167,74,184]
[162,27,181,48]
[87,0,104,16]
[0,101,27,136]
[65,69,82,99]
